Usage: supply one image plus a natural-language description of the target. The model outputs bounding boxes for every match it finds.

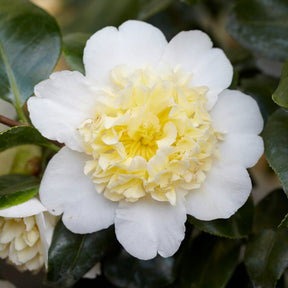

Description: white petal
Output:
[28,71,98,152]
[161,31,233,108]
[39,147,116,234]
[115,197,186,260]
[211,89,264,134]
[36,212,57,268]
[0,198,46,218]
[218,134,264,168]
[84,20,167,85]
[185,160,252,220]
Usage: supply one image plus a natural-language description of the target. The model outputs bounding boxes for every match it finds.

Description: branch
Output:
[0,114,28,127]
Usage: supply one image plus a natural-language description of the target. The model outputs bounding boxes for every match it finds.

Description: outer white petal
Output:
[84,20,168,85]
[0,198,46,218]
[161,31,233,108]
[185,160,252,220]
[115,197,186,260]
[28,71,99,152]
[36,212,57,268]
[211,89,264,134]
[218,133,264,168]
[39,147,117,233]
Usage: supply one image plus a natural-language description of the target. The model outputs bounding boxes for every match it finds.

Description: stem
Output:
[15,104,29,123]
[0,114,28,127]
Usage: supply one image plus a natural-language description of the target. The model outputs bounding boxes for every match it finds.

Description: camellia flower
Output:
[28,20,263,259]
[0,198,56,271]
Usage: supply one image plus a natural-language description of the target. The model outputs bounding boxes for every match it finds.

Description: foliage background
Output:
[0,0,288,287]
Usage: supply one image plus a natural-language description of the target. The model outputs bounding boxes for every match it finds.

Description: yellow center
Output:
[79,65,223,205]
[0,216,44,271]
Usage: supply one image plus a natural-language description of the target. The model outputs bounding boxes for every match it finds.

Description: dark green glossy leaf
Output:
[0,174,39,209]
[279,214,288,229]
[179,234,241,288]
[245,229,288,288]
[226,263,253,288]
[227,0,288,61]
[61,0,175,34]
[253,189,288,232]
[137,0,176,20]
[240,74,279,124]
[273,60,288,108]
[263,109,288,196]
[0,0,61,116]
[9,145,42,176]
[103,248,176,288]
[46,220,115,288]
[63,33,91,74]
[0,126,58,152]
[188,197,254,239]
[179,0,201,6]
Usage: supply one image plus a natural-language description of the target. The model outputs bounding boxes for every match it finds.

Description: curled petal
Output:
[39,147,117,233]
[0,198,46,218]
[115,196,186,260]
[211,89,264,134]
[185,161,252,220]
[28,71,99,152]
[84,20,168,85]
[161,31,233,108]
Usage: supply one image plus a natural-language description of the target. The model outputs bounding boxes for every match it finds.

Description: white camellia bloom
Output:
[0,198,56,271]
[28,20,263,260]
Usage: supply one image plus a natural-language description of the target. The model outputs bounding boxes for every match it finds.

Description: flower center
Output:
[78,65,223,205]
[0,216,44,271]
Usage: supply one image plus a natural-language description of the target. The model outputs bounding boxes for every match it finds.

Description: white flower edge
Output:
[0,198,55,268]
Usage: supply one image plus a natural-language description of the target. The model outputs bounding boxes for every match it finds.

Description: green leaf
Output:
[10,145,42,176]
[61,0,175,34]
[225,263,253,288]
[253,189,288,232]
[245,229,288,288]
[46,220,115,288]
[179,234,241,288]
[188,197,254,239]
[0,174,39,209]
[179,0,201,6]
[63,33,91,74]
[0,126,58,152]
[103,248,176,288]
[0,0,61,118]
[272,60,288,108]
[240,74,279,124]
[263,109,288,196]
[137,0,176,20]
[227,0,288,61]
[278,214,288,229]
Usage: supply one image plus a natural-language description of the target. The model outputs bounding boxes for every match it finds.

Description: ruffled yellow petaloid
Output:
[0,216,44,271]
[79,65,223,205]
